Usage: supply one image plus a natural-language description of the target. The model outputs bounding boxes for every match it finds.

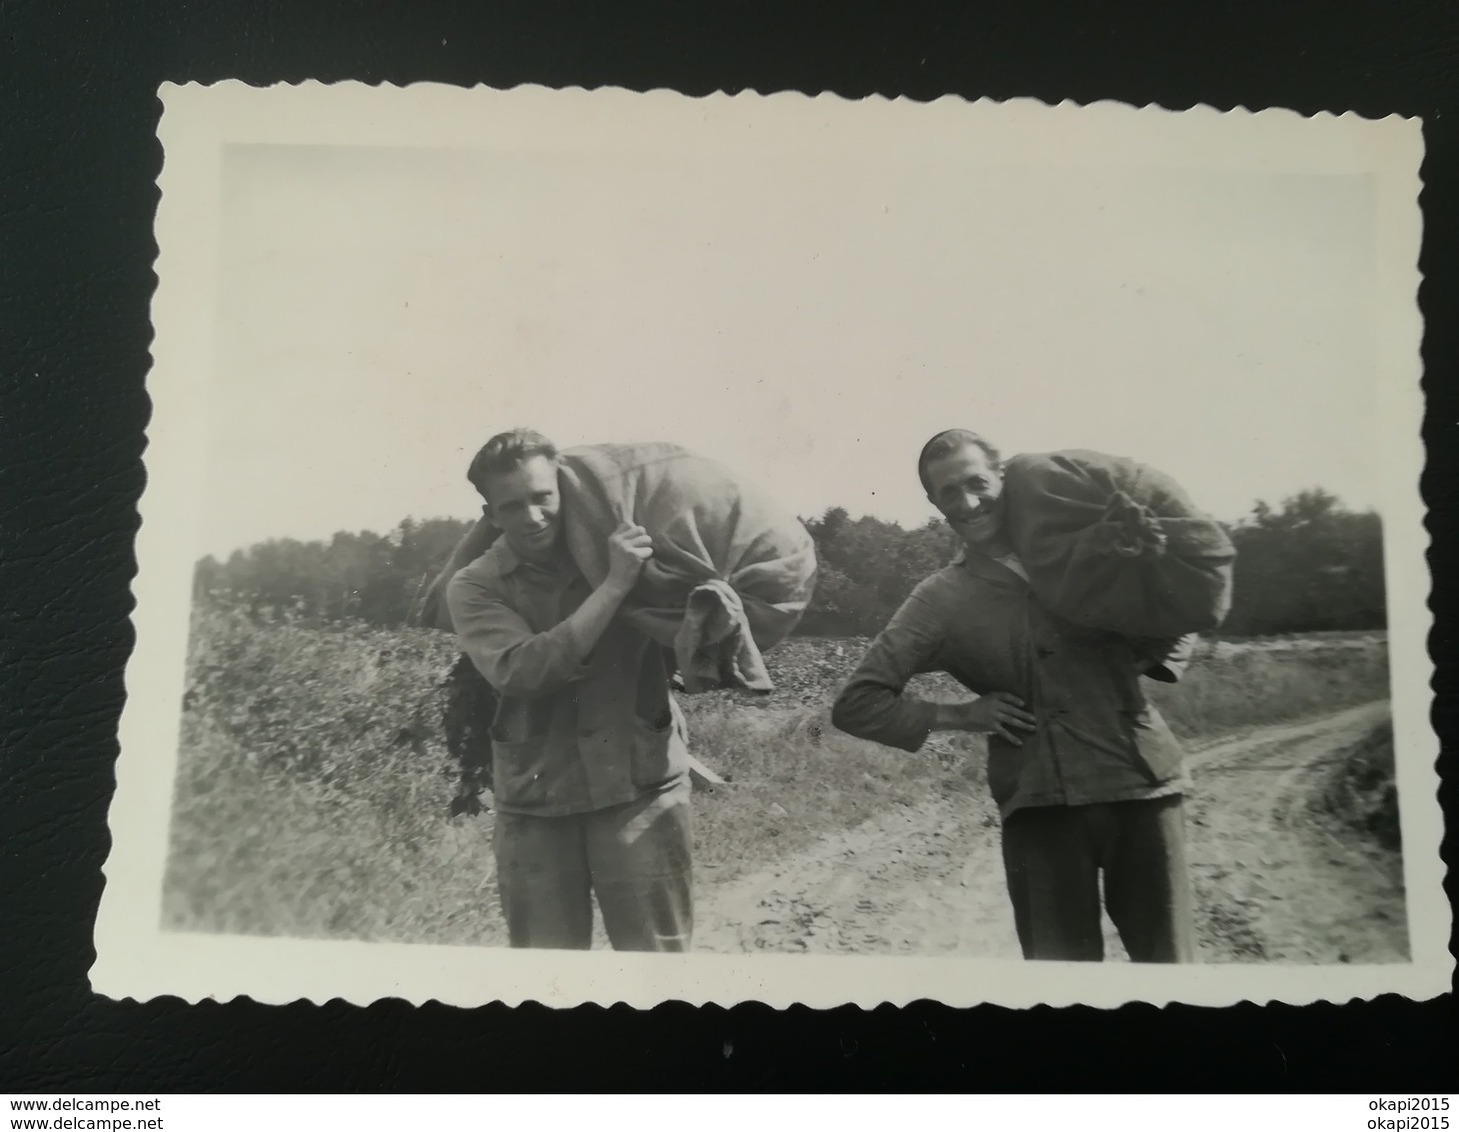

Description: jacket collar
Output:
[953,545,1028,588]
[492,538,524,575]
[491,535,576,580]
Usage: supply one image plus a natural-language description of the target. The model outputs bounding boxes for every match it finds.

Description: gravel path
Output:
[694,701,1408,963]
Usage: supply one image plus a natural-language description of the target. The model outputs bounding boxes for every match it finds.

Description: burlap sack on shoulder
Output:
[1001,449,1236,640]
[556,442,818,692]
[421,441,817,691]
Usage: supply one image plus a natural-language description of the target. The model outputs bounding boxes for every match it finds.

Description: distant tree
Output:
[1221,489,1385,635]
[798,509,958,636]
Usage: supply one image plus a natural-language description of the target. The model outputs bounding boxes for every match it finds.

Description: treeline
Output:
[193,517,475,627]
[1219,489,1385,636]
[194,488,1385,638]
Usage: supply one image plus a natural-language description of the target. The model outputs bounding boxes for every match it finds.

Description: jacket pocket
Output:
[486,733,555,808]
[1120,708,1183,785]
[627,705,682,792]
[985,741,1024,809]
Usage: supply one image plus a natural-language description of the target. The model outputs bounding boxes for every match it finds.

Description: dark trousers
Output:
[1000,795,1195,962]
[493,783,693,951]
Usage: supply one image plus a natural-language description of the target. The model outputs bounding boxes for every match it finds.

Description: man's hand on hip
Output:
[933,693,1037,746]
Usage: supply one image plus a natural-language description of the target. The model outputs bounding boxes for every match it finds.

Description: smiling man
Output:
[831,429,1198,963]
[445,429,694,951]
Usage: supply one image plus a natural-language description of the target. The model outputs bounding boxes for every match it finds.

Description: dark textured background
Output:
[1,0,1455,1093]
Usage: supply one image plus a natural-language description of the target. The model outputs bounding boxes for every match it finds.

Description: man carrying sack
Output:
[446,429,695,951]
[443,429,817,950]
[832,428,1234,963]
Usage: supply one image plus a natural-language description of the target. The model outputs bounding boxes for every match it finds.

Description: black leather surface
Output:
[1,0,1456,1093]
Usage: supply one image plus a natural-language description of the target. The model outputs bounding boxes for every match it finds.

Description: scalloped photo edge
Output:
[91,81,1445,1010]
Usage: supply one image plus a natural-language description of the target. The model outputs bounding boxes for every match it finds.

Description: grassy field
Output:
[163,608,1392,947]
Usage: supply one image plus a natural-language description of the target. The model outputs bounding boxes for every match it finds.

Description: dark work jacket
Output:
[830,550,1194,821]
[446,539,691,817]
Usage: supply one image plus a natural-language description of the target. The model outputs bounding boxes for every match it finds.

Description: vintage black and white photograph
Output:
[92,83,1443,1008]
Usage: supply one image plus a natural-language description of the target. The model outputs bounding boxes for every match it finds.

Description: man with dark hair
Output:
[831,428,1197,963]
[445,428,694,951]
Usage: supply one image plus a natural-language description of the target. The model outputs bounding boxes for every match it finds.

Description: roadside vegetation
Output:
[163,608,1391,946]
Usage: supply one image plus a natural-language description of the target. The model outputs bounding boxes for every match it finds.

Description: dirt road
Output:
[694,701,1409,963]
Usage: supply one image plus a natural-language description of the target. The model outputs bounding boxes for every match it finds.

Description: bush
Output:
[165,606,502,943]
[181,604,460,787]
[1321,718,1401,851]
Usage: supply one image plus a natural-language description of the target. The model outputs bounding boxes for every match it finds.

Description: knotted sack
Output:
[555,442,818,692]
[1001,450,1235,640]
[421,441,818,693]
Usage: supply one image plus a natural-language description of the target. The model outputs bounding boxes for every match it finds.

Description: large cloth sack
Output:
[1001,449,1235,639]
[420,442,817,693]
[555,442,817,692]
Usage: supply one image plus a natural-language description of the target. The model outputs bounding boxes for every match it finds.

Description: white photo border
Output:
[92,81,1445,1009]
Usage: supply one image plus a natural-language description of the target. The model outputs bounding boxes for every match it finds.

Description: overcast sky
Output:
[200,141,1378,559]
